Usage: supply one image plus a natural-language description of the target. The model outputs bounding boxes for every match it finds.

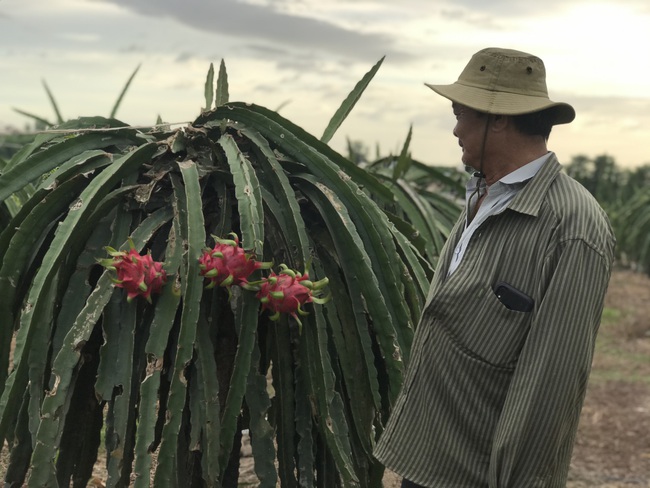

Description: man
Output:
[374,48,616,487]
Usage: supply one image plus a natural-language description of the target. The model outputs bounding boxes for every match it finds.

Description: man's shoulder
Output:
[544,171,615,254]
[547,171,605,216]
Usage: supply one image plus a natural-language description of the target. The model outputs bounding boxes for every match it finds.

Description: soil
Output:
[2,269,649,487]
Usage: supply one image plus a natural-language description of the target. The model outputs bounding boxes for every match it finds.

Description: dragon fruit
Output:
[256,264,329,327]
[138,253,167,298]
[100,241,167,302]
[199,233,271,289]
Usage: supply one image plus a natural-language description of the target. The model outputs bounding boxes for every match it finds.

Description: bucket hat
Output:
[425,47,575,125]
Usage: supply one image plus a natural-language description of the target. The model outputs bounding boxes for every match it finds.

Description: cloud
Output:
[436,0,588,16]
[119,44,145,53]
[439,8,503,29]
[175,51,195,63]
[97,0,415,63]
[242,43,292,58]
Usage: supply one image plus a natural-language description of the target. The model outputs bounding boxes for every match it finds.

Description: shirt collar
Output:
[463,152,562,217]
[499,152,550,185]
[465,152,552,201]
[508,152,562,217]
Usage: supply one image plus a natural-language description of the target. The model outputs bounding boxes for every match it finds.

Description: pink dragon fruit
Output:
[256,264,329,327]
[138,253,167,298]
[199,233,271,289]
[100,241,167,302]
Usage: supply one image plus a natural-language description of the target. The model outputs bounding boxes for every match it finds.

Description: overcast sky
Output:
[1,0,649,168]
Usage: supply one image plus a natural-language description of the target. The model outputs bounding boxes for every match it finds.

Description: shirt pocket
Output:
[440,286,532,367]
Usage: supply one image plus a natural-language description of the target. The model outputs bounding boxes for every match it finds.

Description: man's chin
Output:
[461,158,479,173]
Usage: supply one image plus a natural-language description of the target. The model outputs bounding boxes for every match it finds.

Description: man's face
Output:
[452,103,488,170]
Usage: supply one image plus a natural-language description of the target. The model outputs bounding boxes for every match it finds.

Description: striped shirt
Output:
[374,154,615,487]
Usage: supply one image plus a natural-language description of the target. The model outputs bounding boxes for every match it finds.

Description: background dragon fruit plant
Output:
[0,59,461,487]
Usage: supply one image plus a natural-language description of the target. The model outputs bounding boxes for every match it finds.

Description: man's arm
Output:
[489,238,613,487]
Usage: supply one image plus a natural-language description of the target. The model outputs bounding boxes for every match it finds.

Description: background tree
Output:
[566,155,650,275]
[566,154,623,208]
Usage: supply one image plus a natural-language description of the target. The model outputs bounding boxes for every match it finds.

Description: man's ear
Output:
[490,114,509,132]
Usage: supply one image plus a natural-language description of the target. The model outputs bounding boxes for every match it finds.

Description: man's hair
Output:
[510,109,556,140]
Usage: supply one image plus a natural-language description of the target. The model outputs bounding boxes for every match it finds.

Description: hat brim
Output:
[425,82,575,125]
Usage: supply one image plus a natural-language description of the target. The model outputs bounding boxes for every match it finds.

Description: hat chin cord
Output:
[468,116,491,220]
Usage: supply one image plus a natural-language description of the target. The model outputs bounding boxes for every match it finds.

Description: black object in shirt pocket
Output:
[493,281,534,312]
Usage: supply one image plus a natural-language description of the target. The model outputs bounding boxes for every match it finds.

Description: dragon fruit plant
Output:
[0,59,460,487]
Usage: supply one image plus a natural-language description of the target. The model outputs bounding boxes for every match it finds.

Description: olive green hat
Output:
[425,47,575,125]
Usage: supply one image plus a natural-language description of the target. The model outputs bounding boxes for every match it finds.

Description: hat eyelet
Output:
[526,66,533,74]
[480,65,486,71]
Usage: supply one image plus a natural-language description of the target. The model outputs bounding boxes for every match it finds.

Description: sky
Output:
[1,0,650,169]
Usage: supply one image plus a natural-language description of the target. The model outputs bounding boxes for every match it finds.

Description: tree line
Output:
[565,154,650,275]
